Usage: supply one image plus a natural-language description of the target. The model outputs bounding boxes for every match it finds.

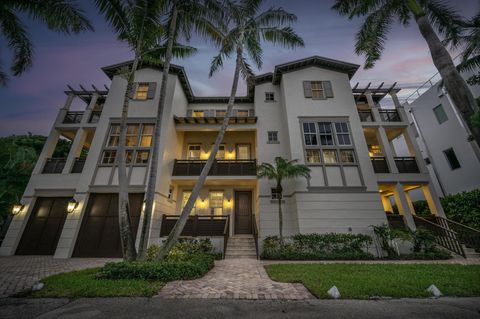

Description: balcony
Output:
[174,115,257,125]
[395,157,420,173]
[88,110,102,123]
[358,110,374,122]
[63,111,84,124]
[172,159,257,176]
[371,157,389,173]
[378,109,401,122]
[71,158,86,173]
[160,215,229,237]
[42,158,67,174]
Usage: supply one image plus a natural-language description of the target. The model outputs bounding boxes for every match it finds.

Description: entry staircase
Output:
[225,235,258,259]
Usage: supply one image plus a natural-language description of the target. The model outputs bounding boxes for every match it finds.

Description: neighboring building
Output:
[0,56,445,259]
[405,69,480,197]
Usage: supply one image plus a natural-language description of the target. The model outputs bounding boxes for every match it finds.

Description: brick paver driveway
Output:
[156,258,314,300]
[0,256,118,297]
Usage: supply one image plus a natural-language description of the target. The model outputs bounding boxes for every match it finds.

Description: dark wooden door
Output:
[235,191,252,234]
[16,197,69,255]
[73,193,143,258]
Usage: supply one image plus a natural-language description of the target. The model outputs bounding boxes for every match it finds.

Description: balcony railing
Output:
[160,215,229,237]
[172,159,257,176]
[378,109,401,122]
[358,110,374,122]
[371,157,389,173]
[71,157,86,173]
[63,111,84,124]
[89,111,102,123]
[42,158,67,174]
[394,157,420,173]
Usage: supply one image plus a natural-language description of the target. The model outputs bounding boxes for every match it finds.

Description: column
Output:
[376,127,399,173]
[81,93,98,125]
[402,127,428,173]
[421,184,446,218]
[392,183,416,230]
[404,191,416,215]
[31,130,60,175]
[381,195,393,213]
[62,129,87,174]
[0,197,35,256]
[365,91,376,108]
[389,91,402,108]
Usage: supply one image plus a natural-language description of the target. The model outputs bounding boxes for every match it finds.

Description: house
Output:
[0,56,447,259]
[403,69,480,197]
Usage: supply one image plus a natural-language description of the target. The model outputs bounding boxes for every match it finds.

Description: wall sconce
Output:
[67,198,79,214]
[11,204,25,216]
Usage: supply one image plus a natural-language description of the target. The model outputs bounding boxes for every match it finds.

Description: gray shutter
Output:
[323,81,334,98]
[303,81,312,98]
[128,83,138,99]
[186,109,192,117]
[249,109,255,117]
[147,82,157,99]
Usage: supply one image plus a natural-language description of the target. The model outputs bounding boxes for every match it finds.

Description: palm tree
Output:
[138,0,219,260]
[0,0,92,86]
[332,0,480,145]
[257,157,310,245]
[155,0,304,261]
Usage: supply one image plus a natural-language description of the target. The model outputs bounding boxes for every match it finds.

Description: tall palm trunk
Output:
[277,183,284,246]
[138,5,178,260]
[117,56,141,261]
[156,47,243,261]
[408,0,480,144]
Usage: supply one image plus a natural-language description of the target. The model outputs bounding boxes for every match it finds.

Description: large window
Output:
[134,83,149,100]
[236,144,251,160]
[335,123,351,145]
[433,104,448,124]
[306,150,321,164]
[443,147,461,170]
[209,191,224,215]
[140,124,154,147]
[181,191,196,215]
[303,122,318,145]
[311,81,325,99]
[215,145,226,160]
[318,122,334,145]
[187,144,201,160]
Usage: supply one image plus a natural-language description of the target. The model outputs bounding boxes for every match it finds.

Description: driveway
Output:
[0,256,118,297]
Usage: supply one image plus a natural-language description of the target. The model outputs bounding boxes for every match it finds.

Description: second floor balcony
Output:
[357,109,402,123]
[371,156,420,174]
[172,159,257,176]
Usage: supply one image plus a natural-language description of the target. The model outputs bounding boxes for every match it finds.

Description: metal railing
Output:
[413,215,465,257]
[71,158,86,173]
[358,110,375,122]
[63,111,84,124]
[252,213,259,259]
[394,157,420,173]
[371,157,389,173]
[386,214,407,230]
[172,159,257,176]
[378,109,401,122]
[42,158,67,174]
[223,215,230,259]
[160,214,229,237]
[426,216,480,252]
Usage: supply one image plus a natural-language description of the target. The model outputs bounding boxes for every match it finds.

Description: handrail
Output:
[252,213,259,259]
[413,215,466,257]
[223,215,230,259]
[435,216,480,252]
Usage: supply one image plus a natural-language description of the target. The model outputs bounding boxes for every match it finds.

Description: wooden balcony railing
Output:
[358,110,374,122]
[63,111,84,124]
[371,157,389,173]
[71,157,86,173]
[378,109,401,122]
[42,157,67,174]
[395,157,420,173]
[172,159,257,176]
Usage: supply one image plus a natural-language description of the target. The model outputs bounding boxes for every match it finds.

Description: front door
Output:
[235,191,252,234]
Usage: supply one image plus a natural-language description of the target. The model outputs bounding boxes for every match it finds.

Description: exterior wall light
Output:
[12,204,25,216]
[67,198,79,214]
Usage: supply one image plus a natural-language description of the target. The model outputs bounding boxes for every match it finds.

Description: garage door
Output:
[16,197,70,255]
[73,193,143,258]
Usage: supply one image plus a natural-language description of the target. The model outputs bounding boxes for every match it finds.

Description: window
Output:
[322,150,338,163]
[215,110,226,117]
[267,131,279,143]
[182,191,196,215]
[102,150,117,164]
[265,92,275,101]
[209,191,223,215]
[134,83,149,100]
[187,145,201,160]
[135,150,149,164]
[311,81,325,99]
[140,124,154,147]
[306,150,321,163]
[236,144,251,160]
[107,125,120,146]
[340,150,355,163]
[126,150,133,164]
[433,104,448,124]
[303,122,318,145]
[271,188,281,200]
[335,122,351,145]
[443,148,461,170]
[126,124,139,146]
[215,145,226,160]
[167,185,174,200]
[236,110,249,117]
[193,110,204,117]
[318,122,334,145]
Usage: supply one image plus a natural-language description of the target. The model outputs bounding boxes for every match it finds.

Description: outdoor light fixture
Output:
[11,204,25,216]
[67,198,79,214]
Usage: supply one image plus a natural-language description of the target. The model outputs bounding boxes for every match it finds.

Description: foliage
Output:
[467,74,480,86]
[371,224,400,257]
[441,189,480,230]
[28,267,163,298]
[266,264,480,299]
[146,238,214,261]
[396,250,451,260]
[261,233,374,260]
[411,227,437,253]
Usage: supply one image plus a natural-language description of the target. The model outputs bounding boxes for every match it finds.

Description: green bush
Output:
[397,250,452,260]
[97,253,214,281]
[441,189,480,230]
[261,233,374,260]
[146,238,214,262]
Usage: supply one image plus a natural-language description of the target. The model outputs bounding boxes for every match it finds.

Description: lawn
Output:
[29,268,164,298]
[265,264,480,299]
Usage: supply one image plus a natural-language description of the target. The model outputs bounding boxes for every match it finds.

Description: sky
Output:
[0,0,478,136]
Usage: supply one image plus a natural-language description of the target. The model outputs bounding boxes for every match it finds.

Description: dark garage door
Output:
[73,193,143,258]
[16,197,70,255]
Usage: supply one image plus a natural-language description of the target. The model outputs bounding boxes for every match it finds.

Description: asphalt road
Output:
[1,297,479,319]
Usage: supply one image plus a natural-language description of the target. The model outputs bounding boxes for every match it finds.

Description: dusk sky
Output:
[0,0,478,136]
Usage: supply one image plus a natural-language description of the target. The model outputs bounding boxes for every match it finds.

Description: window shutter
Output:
[323,81,334,98]
[303,81,312,98]
[249,109,255,117]
[186,109,192,117]
[147,82,157,99]
[128,83,138,99]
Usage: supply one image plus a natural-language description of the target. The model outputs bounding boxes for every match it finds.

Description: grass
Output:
[29,268,164,298]
[265,264,480,299]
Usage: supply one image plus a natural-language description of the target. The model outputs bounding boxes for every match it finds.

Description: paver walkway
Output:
[156,258,314,300]
[0,256,117,297]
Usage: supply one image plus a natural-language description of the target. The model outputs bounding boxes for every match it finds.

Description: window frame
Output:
[267,131,279,144]
[265,92,275,102]
[209,191,224,215]
[311,81,325,100]
[134,83,149,100]
[443,147,461,170]
[433,104,448,124]
[187,144,202,160]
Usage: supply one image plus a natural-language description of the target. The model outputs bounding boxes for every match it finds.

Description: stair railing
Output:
[223,215,230,259]
[252,213,259,259]
[435,217,480,252]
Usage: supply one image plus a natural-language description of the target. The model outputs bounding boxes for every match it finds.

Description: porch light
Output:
[67,198,79,214]
[11,204,25,216]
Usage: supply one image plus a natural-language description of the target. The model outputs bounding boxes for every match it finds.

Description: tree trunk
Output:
[117,56,140,261]
[277,183,283,247]
[156,48,243,261]
[138,5,178,260]
[409,0,480,145]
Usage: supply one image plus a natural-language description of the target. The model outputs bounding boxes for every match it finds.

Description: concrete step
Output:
[225,253,257,258]
[225,255,257,259]
[227,243,255,247]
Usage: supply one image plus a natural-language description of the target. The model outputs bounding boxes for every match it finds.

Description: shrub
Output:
[441,189,480,230]
[261,233,374,260]
[411,227,437,253]
[146,238,214,262]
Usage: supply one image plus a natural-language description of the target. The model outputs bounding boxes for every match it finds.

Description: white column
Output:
[393,183,416,230]
[0,197,35,256]
[365,91,375,108]
[31,130,60,175]
[376,127,399,173]
[404,191,416,215]
[62,129,87,174]
[81,93,98,125]
[381,195,393,213]
[389,91,402,108]
[402,127,428,173]
[421,184,446,218]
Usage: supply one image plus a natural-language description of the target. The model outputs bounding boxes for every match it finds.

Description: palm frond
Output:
[245,31,263,69]
[254,8,297,28]
[142,44,198,64]
[458,55,480,73]
[95,0,132,42]
[423,0,463,40]
[261,27,304,49]
[209,53,225,77]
